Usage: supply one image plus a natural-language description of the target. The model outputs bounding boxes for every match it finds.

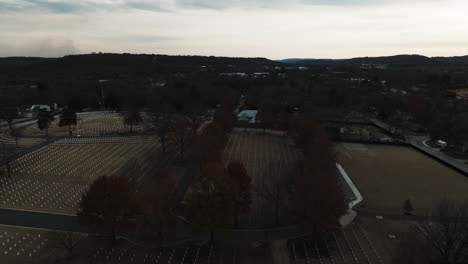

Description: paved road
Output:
[0,208,84,232]
[407,135,468,175]
[370,118,468,175]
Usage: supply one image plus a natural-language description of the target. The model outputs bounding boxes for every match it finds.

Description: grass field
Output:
[1,137,164,213]
[223,129,303,228]
[336,143,468,215]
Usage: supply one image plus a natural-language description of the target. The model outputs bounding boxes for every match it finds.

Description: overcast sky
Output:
[1,0,468,59]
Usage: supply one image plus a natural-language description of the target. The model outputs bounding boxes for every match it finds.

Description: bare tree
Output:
[54,231,87,260]
[1,142,14,178]
[10,127,19,148]
[170,117,192,162]
[122,108,143,133]
[149,109,173,153]
[396,226,431,264]
[418,199,468,264]
[184,103,205,135]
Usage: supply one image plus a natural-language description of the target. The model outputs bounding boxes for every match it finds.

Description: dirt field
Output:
[336,143,468,215]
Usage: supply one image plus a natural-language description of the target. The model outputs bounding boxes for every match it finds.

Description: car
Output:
[436,140,447,148]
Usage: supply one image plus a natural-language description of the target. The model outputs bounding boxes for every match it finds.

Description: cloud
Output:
[174,0,434,9]
[0,0,168,13]
[0,37,80,57]
[0,0,442,14]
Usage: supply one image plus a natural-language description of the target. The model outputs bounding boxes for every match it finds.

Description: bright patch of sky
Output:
[0,0,467,59]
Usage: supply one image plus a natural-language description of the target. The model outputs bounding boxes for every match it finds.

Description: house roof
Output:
[237,110,258,124]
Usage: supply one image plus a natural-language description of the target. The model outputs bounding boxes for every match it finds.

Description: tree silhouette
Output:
[418,199,468,264]
[186,161,234,244]
[171,118,192,162]
[256,107,275,133]
[403,199,414,215]
[258,162,290,226]
[123,108,143,133]
[137,173,177,244]
[291,158,347,234]
[277,112,291,136]
[59,109,77,136]
[53,232,86,260]
[213,99,236,132]
[184,103,205,135]
[149,106,173,153]
[77,176,140,243]
[1,142,14,178]
[0,107,16,131]
[192,123,227,163]
[288,117,347,234]
[37,110,54,138]
[227,161,252,228]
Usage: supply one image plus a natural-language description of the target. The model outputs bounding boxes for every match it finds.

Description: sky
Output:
[1,0,468,59]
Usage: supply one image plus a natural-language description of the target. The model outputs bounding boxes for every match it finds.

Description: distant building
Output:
[253,72,270,78]
[30,105,51,112]
[219,72,248,77]
[237,110,258,124]
[447,88,468,100]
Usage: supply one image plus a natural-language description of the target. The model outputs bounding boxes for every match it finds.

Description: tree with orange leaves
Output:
[213,99,237,132]
[287,116,347,233]
[137,173,177,244]
[193,123,227,163]
[227,161,252,228]
[290,157,347,234]
[78,176,140,243]
[185,161,234,244]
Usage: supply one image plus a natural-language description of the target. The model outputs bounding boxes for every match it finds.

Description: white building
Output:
[237,110,258,124]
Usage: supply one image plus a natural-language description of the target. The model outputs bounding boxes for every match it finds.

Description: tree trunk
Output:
[46,127,49,138]
[7,162,11,178]
[210,229,214,245]
[180,140,184,162]
[15,135,18,148]
[159,221,164,246]
[275,201,279,226]
[130,123,133,133]
[233,205,239,229]
[111,228,117,246]
[161,137,166,153]
[67,247,73,260]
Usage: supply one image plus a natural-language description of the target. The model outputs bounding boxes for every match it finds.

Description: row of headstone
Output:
[0,231,48,258]
[0,177,85,211]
